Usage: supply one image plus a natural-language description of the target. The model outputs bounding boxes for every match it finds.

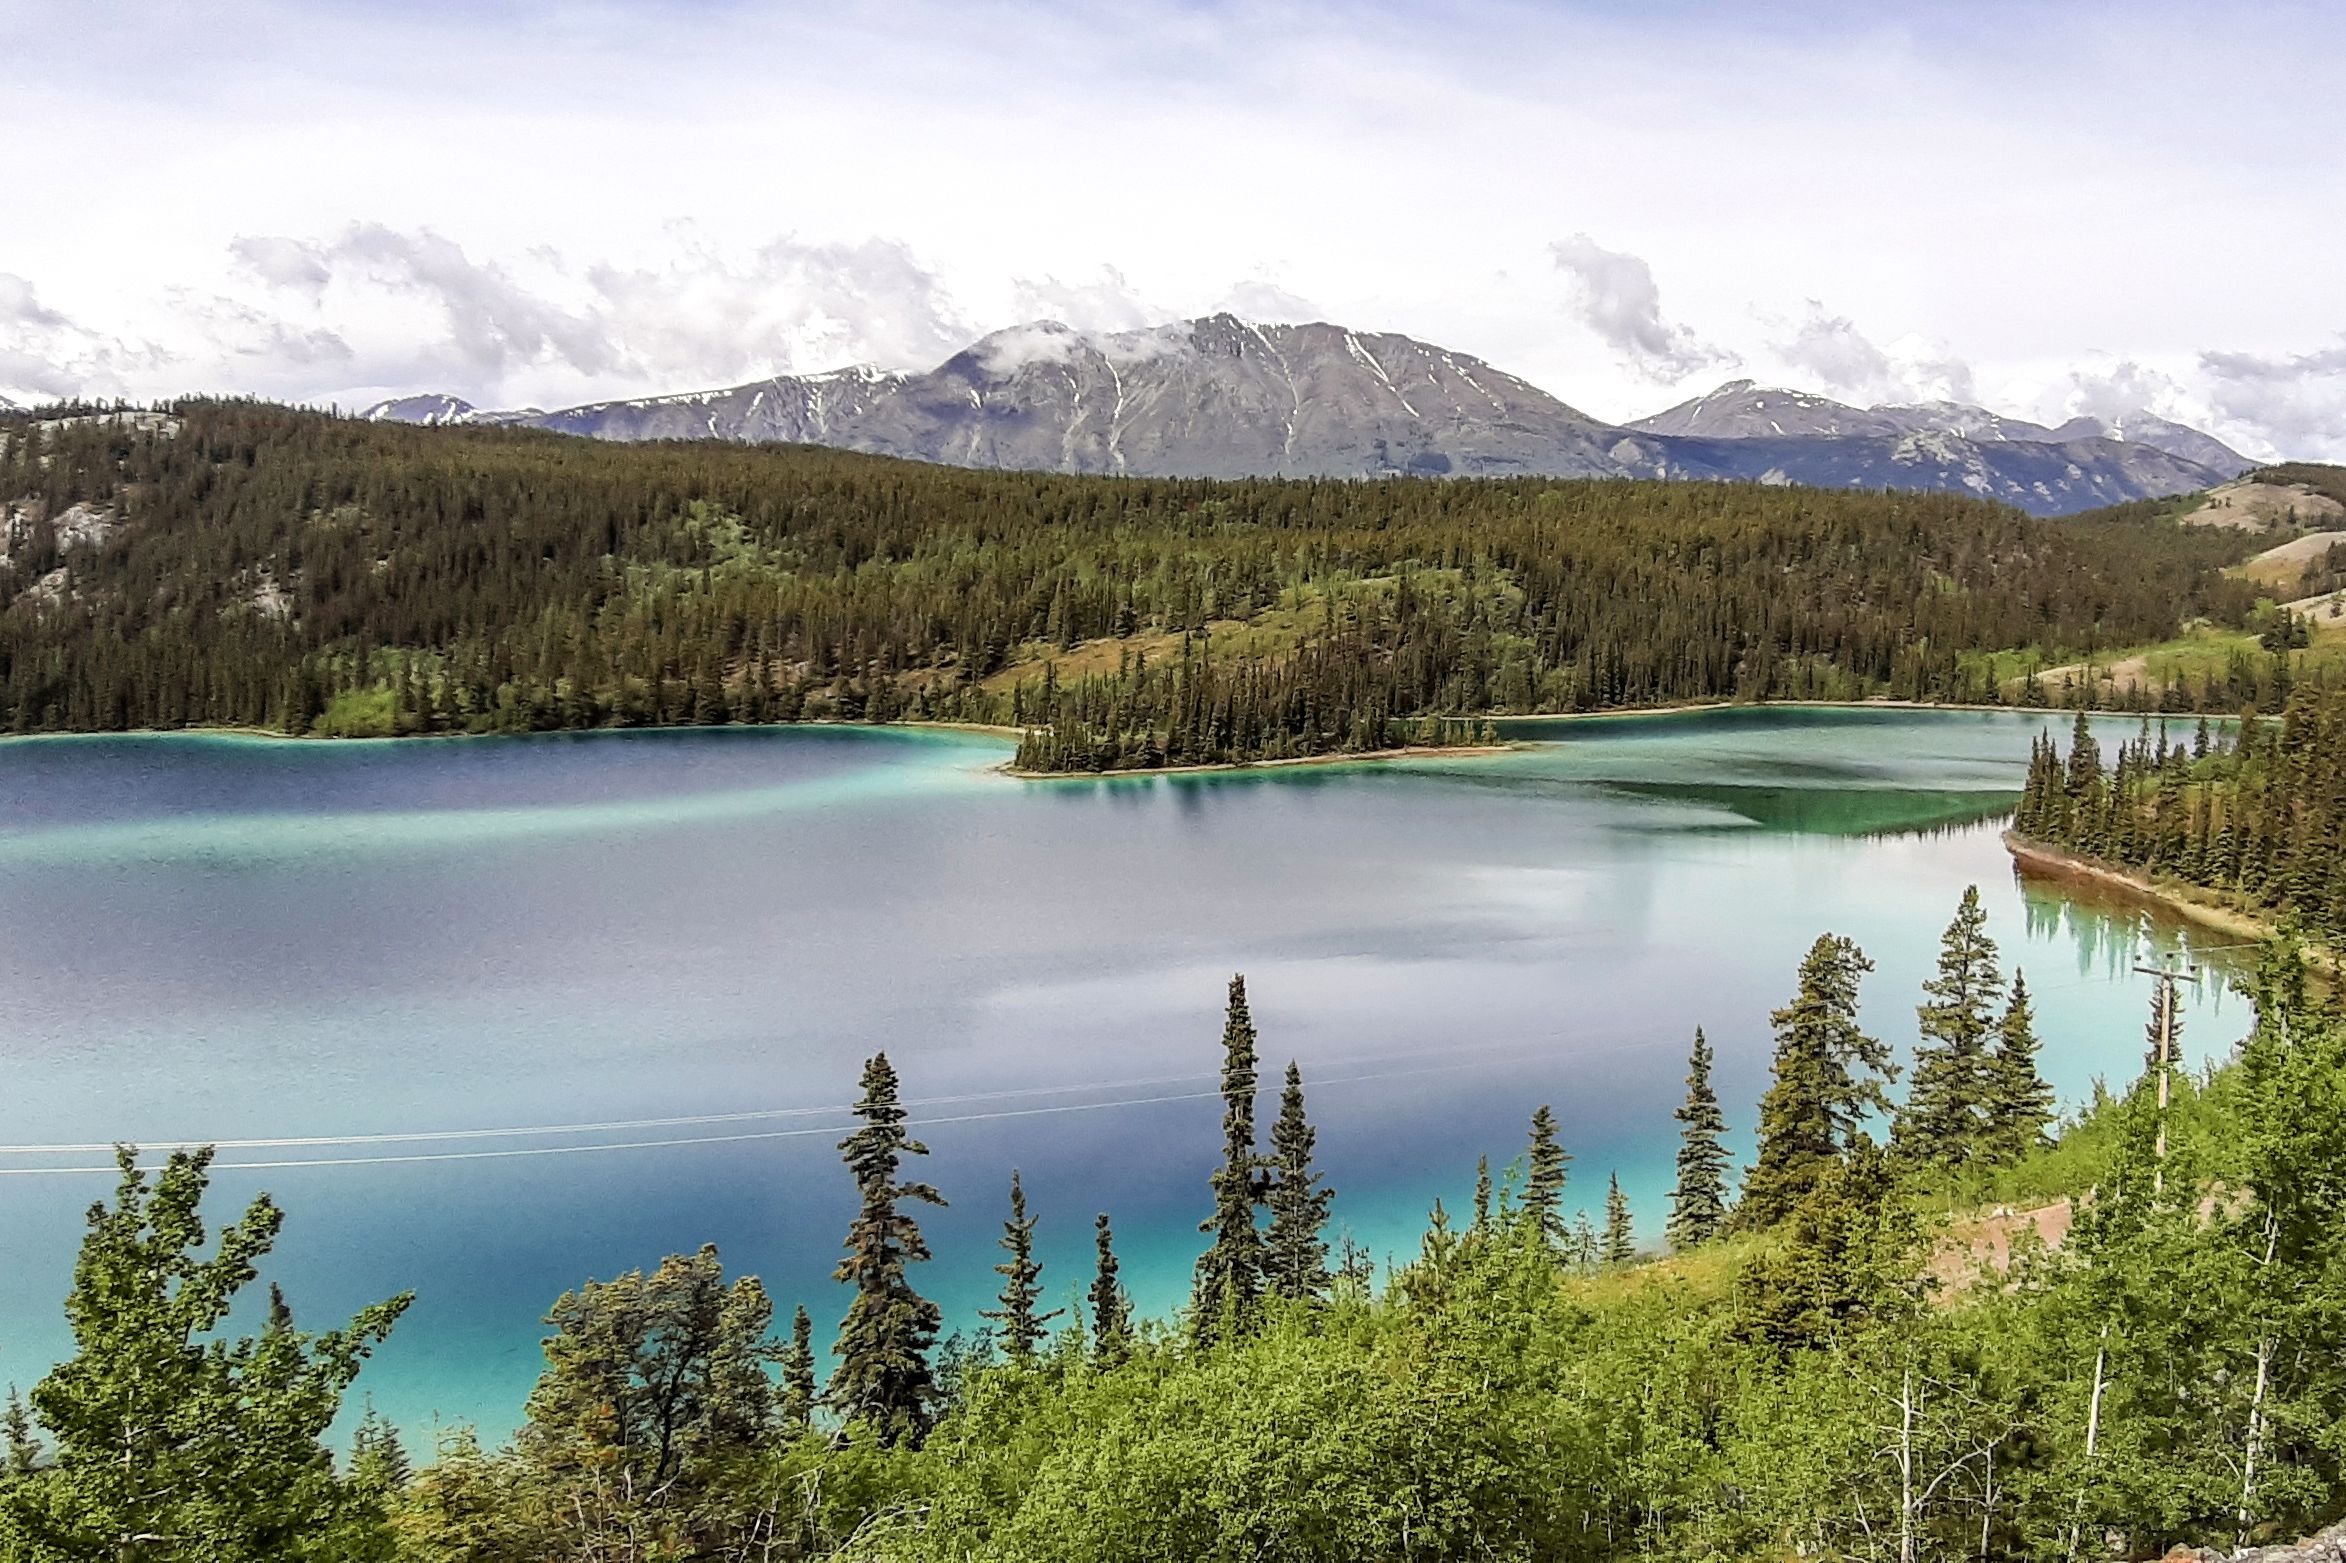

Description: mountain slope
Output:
[1632,378,2254,477]
[365,318,2241,513]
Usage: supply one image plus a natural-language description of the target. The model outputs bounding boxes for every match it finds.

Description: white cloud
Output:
[1008,265,1162,335]
[1549,235,1733,384]
[2199,340,2346,459]
[1770,302,1974,406]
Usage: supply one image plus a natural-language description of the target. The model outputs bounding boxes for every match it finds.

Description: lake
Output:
[0,707,2246,1441]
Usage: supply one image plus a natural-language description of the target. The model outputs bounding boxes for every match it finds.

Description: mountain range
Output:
[364,315,2256,515]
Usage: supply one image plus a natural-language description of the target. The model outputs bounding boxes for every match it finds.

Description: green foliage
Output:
[831,1053,947,1447]
[1088,1214,1132,1366]
[1523,1104,1571,1252]
[1262,1062,1334,1305]
[977,1171,1061,1361]
[1737,933,1894,1229]
[1892,884,2005,1167]
[1191,975,1265,1345]
[1667,1027,1732,1249]
[1,1146,409,1561]
[517,1243,776,1550]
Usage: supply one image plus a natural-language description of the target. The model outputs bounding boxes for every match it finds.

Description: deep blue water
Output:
[0,709,2245,1441]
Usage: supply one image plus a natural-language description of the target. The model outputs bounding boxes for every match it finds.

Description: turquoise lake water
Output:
[0,708,2247,1441]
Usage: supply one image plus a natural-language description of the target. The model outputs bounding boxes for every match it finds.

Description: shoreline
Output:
[2001,831,2333,967]
[1004,742,1518,781]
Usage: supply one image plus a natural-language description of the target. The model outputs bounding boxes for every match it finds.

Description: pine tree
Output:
[1524,1104,1573,1252]
[1602,1173,1635,1264]
[830,1052,947,1446]
[1470,1155,1493,1238]
[1892,885,2005,1167]
[350,1398,410,1493]
[1981,969,2055,1162]
[2,1389,39,1477]
[1739,934,1894,1230]
[1668,1028,1732,1249]
[980,1170,1062,1362]
[1264,1062,1334,1304]
[780,1304,817,1431]
[1089,1213,1132,1366]
[1192,975,1266,1345]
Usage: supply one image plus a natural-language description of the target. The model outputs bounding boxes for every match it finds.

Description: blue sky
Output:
[4,0,2341,454]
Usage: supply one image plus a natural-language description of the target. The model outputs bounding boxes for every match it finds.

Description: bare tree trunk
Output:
[2238,1215,2280,1548]
[1901,1364,1917,1563]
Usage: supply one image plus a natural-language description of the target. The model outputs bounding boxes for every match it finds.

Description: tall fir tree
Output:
[1263,1062,1335,1304]
[1668,1028,1732,1249]
[1089,1213,1132,1366]
[1738,934,1894,1230]
[1524,1105,1573,1252]
[779,1304,816,1431]
[1982,969,2056,1162]
[830,1051,947,1446]
[1892,885,2005,1167]
[979,1170,1062,1362]
[1470,1155,1493,1238]
[1192,975,1266,1345]
[1602,1173,1635,1265]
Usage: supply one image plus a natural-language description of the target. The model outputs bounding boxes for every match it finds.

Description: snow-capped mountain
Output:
[1632,379,2252,477]
[364,319,2244,514]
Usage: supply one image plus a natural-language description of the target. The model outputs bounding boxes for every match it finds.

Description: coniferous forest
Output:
[0,402,2274,770]
[1,897,2342,1561]
[2013,692,2346,943]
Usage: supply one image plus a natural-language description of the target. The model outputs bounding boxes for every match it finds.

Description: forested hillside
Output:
[2014,692,2346,942]
[0,402,2264,768]
[4,904,2342,1560]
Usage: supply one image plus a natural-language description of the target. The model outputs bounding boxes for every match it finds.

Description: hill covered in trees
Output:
[1,401,2267,769]
[3,897,2342,1560]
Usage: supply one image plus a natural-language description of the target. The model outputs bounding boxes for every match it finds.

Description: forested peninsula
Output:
[0,401,2283,772]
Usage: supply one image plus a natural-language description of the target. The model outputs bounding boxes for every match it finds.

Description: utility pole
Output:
[2131,952,2199,1194]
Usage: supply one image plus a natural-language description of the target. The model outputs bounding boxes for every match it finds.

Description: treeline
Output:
[5,897,2344,1559]
[0,401,2265,767]
[2015,693,2346,941]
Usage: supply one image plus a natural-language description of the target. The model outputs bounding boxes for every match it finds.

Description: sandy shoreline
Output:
[2002,831,2333,967]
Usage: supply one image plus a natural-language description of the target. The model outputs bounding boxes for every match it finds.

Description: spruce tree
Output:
[1470,1155,1493,1238]
[1668,1028,1732,1249]
[1192,975,1266,1345]
[779,1305,816,1431]
[1264,1062,1335,1304]
[1738,934,1893,1230]
[1524,1104,1572,1252]
[830,1051,946,1446]
[979,1170,1061,1362]
[1602,1173,1634,1264]
[1982,969,2056,1162]
[1089,1213,1131,1366]
[1892,885,2005,1167]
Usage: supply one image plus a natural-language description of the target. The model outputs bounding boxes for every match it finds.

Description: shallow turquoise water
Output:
[0,710,2246,1441]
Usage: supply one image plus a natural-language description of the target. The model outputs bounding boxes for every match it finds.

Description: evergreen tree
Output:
[1736,1138,1925,1349]
[1892,885,2005,1167]
[1,1390,38,1478]
[780,1304,817,1431]
[1089,1213,1132,1366]
[1668,1027,1732,1249]
[1264,1062,1334,1304]
[349,1398,410,1497]
[979,1170,1062,1362]
[1470,1154,1493,1238]
[1192,975,1266,1345]
[1981,969,2055,1161]
[831,1051,947,1447]
[1524,1104,1572,1252]
[1602,1173,1635,1264]
[1739,934,1894,1229]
